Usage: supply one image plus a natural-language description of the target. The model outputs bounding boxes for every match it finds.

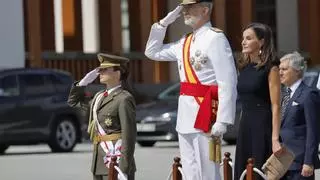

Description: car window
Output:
[0,75,19,97]
[44,74,68,93]
[157,83,180,100]
[20,74,54,96]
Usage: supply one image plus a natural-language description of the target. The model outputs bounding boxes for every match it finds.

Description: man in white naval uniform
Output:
[144,0,237,180]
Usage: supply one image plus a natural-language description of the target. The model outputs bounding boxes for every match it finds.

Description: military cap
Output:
[180,0,212,5]
[97,53,129,69]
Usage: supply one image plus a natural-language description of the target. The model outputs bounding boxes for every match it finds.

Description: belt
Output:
[180,82,218,132]
[93,133,121,144]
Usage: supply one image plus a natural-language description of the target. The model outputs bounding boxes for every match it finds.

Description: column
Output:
[276,0,299,53]
[81,0,99,53]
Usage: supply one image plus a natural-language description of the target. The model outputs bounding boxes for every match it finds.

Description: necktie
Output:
[281,88,291,121]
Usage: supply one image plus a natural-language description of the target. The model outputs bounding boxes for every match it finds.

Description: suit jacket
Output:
[68,83,136,176]
[280,82,320,170]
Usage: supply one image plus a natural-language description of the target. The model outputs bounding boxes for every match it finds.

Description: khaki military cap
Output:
[180,0,212,5]
[97,53,129,69]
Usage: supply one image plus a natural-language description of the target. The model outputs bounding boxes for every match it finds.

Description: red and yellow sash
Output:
[183,34,202,105]
[181,33,219,132]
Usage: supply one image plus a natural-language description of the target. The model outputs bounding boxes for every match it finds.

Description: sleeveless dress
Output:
[234,63,274,180]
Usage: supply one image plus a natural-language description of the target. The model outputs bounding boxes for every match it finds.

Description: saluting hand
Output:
[78,68,99,86]
[159,6,183,27]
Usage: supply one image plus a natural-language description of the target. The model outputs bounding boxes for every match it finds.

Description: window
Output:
[255,0,277,48]
[44,74,69,93]
[121,0,130,53]
[0,75,19,97]
[158,83,180,100]
[19,74,53,96]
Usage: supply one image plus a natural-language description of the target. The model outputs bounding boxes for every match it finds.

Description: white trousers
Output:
[178,133,221,180]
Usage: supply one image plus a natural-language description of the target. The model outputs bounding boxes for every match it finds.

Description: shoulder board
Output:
[210,27,223,33]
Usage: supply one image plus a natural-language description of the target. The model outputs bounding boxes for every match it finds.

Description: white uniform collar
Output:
[192,22,212,41]
[106,84,121,94]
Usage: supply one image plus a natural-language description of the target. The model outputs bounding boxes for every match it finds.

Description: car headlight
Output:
[142,112,177,122]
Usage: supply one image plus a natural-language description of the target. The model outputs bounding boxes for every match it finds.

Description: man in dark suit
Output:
[279,52,320,180]
[68,53,136,180]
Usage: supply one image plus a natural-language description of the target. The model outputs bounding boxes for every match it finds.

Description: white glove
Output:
[78,69,99,86]
[211,122,227,137]
[159,6,183,27]
[117,173,127,180]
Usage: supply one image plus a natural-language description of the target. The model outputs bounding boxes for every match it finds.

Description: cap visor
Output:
[180,2,198,5]
[98,64,120,69]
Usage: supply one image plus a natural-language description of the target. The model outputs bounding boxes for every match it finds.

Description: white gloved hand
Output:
[78,69,99,86]
[211,122,227,137]
[159,6,183,27]
[117,173,127,180]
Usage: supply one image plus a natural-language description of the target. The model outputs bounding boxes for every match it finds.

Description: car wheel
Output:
[137,141,156,147]
[49,117,78,152]
[0,144,9,154]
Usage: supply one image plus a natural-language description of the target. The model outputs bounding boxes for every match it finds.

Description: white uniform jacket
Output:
[145,22,237,134]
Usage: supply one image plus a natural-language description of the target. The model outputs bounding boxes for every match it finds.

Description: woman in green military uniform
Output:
[68,53,136,180]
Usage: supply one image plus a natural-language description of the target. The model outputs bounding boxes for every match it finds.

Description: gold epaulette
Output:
[210,27,223,33]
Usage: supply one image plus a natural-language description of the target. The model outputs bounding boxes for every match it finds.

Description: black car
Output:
[0,68,85,154]
[303,67,320,90]
[135,83,241,147]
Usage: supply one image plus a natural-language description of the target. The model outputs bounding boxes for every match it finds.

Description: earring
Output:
[259,50,262,55]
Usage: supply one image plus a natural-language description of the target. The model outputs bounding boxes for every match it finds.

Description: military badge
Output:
[195,50,201,57]
[200,56,208,64]
[189,50,209,71]
[190,57,195,65]
[194,63,201,71]
[104,117,112,127]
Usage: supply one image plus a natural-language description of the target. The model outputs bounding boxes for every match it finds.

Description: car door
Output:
[12,73,55,140]
[0,74,22,143]
[316,72,320,90]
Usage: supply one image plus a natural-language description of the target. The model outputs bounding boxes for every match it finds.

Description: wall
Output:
[0,0,25,68]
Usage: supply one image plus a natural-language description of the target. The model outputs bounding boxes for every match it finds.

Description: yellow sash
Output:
[182,34,203,105]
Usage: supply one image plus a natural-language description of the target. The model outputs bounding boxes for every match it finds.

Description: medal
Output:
[200,56,208,64]
[104,117,112,127]
[195,50,201,57]
[190,57,195,65]
[194,63,201,71]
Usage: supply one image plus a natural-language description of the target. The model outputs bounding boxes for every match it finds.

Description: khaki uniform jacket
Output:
[68,83,136,176]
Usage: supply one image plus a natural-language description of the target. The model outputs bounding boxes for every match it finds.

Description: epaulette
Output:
[210,27,223,33]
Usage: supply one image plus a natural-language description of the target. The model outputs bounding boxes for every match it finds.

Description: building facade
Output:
[1,0,320,83]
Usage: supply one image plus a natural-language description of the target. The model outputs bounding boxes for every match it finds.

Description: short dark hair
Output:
[113,65,129,81]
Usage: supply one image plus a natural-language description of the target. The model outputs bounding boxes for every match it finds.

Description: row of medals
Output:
[179,50,208,71]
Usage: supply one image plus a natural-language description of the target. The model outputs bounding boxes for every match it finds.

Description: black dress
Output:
[234,63,274,180]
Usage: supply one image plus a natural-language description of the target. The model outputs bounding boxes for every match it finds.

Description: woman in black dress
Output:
[234,23,282,180]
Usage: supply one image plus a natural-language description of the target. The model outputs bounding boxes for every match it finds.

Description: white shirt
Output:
[107,85,121,95]
[289,79,302,98]
[145,22,237,133]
